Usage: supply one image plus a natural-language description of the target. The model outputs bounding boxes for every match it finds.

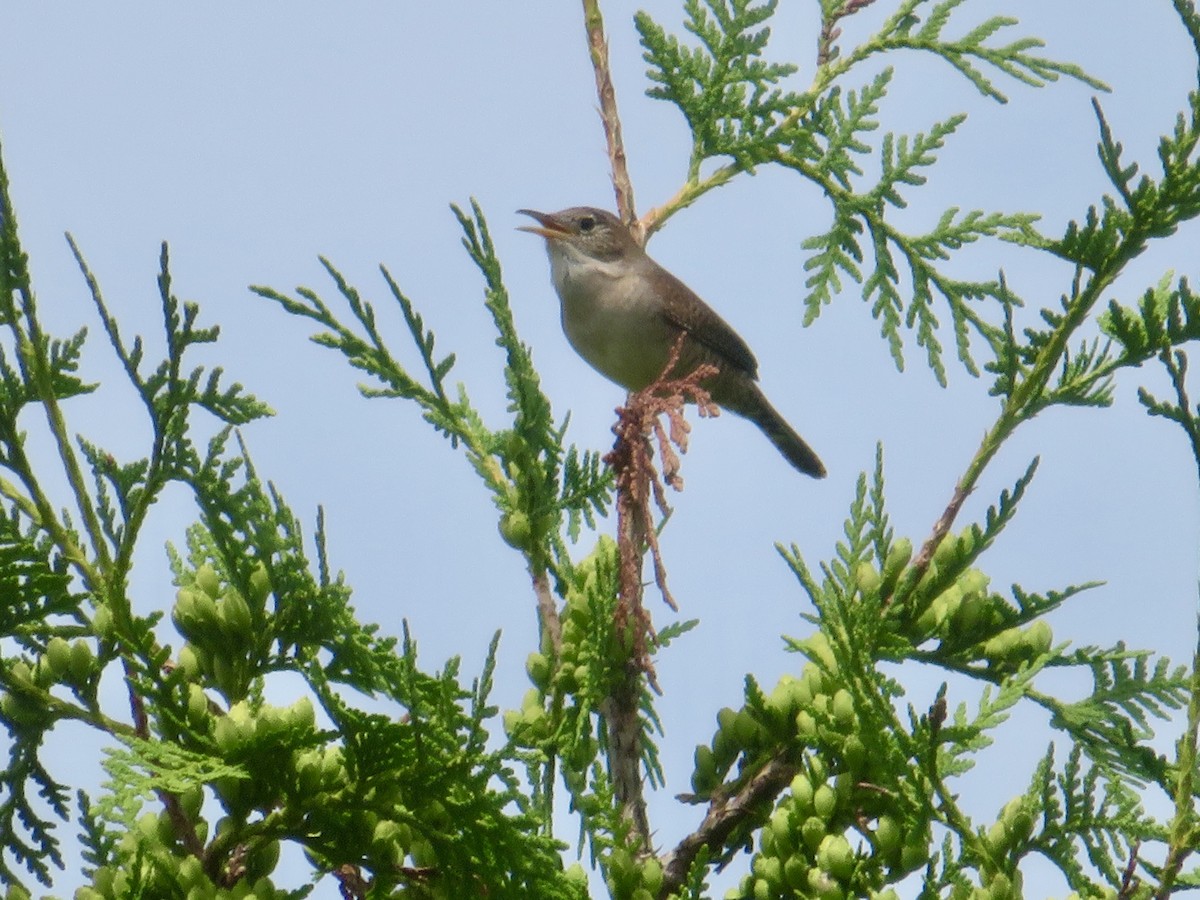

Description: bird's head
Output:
[517,207,638,264]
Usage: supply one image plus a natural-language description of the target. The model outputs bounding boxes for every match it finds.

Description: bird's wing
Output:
[653,263,760,380]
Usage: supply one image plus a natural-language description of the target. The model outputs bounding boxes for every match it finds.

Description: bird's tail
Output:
[722,380,826,478]
[755,404,827,478]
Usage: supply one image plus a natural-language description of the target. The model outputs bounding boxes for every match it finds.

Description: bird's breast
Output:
[549,253,674,391]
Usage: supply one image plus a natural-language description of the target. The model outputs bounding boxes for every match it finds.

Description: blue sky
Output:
[1,3,1197,897]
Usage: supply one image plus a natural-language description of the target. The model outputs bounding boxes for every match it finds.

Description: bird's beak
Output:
[516,209,570,241]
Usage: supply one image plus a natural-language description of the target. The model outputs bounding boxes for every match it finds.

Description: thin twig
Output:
[532,567,562,657]
[893,477,972,602]
[890,260,1128,608]
[1119,841,1141,899]
[580,0,640,242]
[162,790,206,861]
[817,0,882,67]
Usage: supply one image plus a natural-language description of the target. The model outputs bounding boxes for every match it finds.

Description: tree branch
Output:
[660,752,796,896]
[581,0,639,242]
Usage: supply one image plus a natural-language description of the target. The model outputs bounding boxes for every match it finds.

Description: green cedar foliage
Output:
[0,161,587,896]
[635,0,1099,385]
[0,2,1199,899]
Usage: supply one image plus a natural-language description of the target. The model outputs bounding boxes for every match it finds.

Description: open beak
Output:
[516,208,571,241]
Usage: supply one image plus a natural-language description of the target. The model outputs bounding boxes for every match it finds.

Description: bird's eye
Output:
[578,215,596,233]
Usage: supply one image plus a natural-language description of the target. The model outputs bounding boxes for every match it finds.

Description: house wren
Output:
[518,207,825,478]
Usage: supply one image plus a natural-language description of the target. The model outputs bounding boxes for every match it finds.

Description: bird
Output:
[517,207,825,478]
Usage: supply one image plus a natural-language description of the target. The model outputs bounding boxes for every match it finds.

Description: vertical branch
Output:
[601,337,718,850]
[573,17,688,841]
[1156,613,1200,898]
[532,567,562,658]
[576,0,657,840]
[580,0,641,243]
[1153,347,1200,898]
[604,404,655,849]
[600,674,653,850]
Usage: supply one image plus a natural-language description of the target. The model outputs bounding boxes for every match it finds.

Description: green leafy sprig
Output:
[252,201,610,584]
